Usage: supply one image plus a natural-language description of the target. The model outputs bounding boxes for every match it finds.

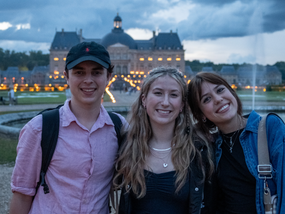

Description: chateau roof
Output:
[220,66,236,74]
[51,31,80,50]
[154,32,183,50]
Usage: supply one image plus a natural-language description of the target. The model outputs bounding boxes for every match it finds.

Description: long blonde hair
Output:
[114,67,211,198]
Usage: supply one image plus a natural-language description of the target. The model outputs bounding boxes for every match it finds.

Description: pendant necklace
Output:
[222,130,239,153]
[150,147,172,168]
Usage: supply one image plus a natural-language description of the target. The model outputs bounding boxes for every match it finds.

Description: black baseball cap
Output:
[65,42,111,70]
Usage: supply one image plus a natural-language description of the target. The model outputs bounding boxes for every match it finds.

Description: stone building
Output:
[49,14,185,84]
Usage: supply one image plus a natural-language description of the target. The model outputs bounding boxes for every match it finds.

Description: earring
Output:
[202,118,207,123]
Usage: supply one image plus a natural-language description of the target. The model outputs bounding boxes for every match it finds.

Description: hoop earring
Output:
[202,118,207,123]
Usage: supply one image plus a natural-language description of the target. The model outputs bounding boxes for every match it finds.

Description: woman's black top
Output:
[217,128,257,214]
[130,170,189,214]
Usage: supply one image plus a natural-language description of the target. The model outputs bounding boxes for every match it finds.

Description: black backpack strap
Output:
[108,112,123,147]
[36,107,60,194]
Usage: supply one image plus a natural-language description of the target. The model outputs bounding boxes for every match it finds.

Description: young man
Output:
[9,42,127,214]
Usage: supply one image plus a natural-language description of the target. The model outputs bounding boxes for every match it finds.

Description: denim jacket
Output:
[215,111,285,214]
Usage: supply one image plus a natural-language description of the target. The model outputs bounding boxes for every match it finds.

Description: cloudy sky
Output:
[0,0,284,65]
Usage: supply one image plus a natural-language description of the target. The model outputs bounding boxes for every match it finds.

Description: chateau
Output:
[49,14,185,84]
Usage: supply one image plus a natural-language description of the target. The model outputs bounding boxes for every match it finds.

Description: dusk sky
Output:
[0,0,284,65]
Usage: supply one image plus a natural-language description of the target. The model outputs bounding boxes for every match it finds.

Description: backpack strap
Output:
[36,106,61,194]
[108,112,123,148]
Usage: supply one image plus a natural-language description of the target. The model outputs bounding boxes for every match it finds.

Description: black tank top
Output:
[131,170,189,214]
[217,129,256,214]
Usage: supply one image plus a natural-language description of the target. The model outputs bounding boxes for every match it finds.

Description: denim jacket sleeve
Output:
[266,114,285,214]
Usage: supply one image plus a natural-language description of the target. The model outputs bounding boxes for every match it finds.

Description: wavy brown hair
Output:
[187,72,243,140]
[114,67,213,198]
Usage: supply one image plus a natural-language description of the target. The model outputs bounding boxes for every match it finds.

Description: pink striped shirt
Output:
[11,100,127,214]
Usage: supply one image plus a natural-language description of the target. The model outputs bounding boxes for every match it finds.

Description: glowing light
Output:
[184,75,186,78]
[130,71,134,74]
[49,75,52,78]
[54,57,59,61]
[139,58,144,61]
[140,71,144,74]
[136,71,139,74]
[148,57,153,61]
[54,71,59,75]
[158,58,163,61]
[187,80,191,84]
[127,75,130,77]
[63,58,66,61]
[133,75,136,78]
[167,58,172,61]
[139,75,141,78]
[176,58,181,61]
[121,75,124,77]
[61,75,64,78]
[144,75,146,78]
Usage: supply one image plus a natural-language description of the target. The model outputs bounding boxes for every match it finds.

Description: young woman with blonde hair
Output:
[114,67,214,214]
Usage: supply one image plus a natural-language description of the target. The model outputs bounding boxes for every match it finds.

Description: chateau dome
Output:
[101,14,137,49]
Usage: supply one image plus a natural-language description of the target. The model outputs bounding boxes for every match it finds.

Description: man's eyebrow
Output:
[200,85,220,100]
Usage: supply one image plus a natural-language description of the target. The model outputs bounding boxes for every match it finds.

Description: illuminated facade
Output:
[49,14,185,83]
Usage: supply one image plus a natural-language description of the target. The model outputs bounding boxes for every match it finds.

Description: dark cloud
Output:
[0,0,284,46]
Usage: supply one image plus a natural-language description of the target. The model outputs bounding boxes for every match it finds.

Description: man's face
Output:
[64,60,110,108]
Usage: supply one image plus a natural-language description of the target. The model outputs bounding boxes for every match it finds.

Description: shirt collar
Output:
[61,100,114,129]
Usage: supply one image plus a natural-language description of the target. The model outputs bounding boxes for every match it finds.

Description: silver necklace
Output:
[222,117,245,153]
[150,150,171,168]
[222,130,239,153]
[151,146,172,152]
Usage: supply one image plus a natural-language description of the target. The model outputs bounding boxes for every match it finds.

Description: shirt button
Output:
[195,187,199,191]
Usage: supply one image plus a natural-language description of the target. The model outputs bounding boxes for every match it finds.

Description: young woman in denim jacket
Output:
[187,72,285,214]
[113,67,215,214]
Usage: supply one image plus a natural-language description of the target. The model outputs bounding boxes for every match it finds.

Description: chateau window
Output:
[167,57,172,61]
[63,57,66,61]
[54,57,59,61]
[158,57,163,61]
[139,58,144,61]
[176,57,181,61]
[148,57,153,61]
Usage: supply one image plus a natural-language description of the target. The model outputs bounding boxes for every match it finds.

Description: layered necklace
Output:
[221,117,245,153]
[150,145,173,168]
[222,130,240,153]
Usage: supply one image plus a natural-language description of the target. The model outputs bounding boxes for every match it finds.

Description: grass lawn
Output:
[236,90,285,102]
[0,137,18,164]
[0,91,112,105]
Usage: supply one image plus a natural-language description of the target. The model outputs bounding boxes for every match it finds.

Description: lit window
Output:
[136,71,139,74]
[130,71,134,74]
[63,57,66,61]
[176,58,181,61]
[134,80,137,83]
[139,75,141,78]
[121,75,124,77]
[133,75,136,78]
[144,75,146,78]
[54,71,59,75]
[140,71,144,74]
[138,80,141,83]
[139,58,144,61]
[167,58,172,61]
[49,75,52,78]
[148,57,153,61]
[61,75,65,78]
[158,58,163,61]
[54,57,59,61]
[127,75,130,77]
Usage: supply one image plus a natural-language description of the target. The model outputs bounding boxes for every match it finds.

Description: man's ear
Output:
[64,70,69,84]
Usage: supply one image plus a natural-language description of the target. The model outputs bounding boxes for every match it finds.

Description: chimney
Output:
[79,29,83,42]
[152,31,155,49]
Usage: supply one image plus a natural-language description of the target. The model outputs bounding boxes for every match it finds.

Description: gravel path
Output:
[0,163,13,214]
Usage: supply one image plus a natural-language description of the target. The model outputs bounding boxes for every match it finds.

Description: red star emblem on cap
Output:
[86,47,89,52]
